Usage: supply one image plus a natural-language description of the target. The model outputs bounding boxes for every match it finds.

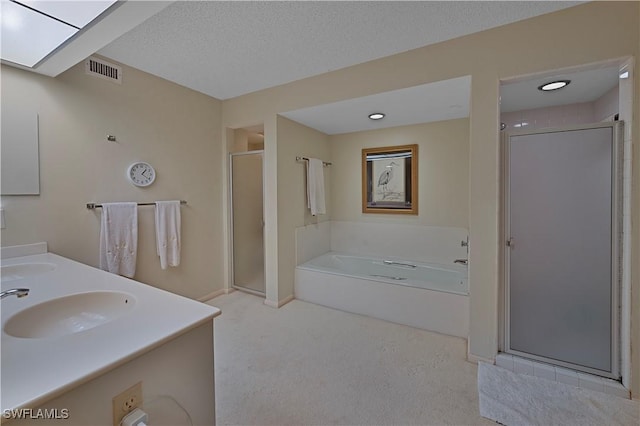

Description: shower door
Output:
[504,122,621,379]
[230,151,265,295]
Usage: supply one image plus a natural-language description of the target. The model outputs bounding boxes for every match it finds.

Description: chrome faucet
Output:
[1,288,30,299]
[454,259,468,266]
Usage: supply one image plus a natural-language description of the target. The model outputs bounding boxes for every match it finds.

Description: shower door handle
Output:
[506,238,514,248]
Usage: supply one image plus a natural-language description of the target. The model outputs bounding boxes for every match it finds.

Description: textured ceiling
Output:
[99,1,583,100]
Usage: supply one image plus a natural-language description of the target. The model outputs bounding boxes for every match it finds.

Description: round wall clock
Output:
[127,162,156,187]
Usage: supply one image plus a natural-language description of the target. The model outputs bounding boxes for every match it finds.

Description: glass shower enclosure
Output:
[230,151,265,295]
[504,122,622,379]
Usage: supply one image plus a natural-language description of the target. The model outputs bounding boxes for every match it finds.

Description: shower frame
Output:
[501,121,623,380]
[229,150,266,296]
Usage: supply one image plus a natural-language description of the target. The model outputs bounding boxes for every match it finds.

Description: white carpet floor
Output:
[207,292,492,425]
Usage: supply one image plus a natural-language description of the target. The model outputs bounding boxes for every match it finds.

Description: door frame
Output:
[229,150,266,296]
[501,121,623,379]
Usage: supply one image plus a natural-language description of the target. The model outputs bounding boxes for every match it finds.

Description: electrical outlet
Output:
[112,382,142,426]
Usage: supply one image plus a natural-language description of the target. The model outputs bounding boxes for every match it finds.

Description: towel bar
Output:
[296,156,332,166]
[86,200,187,209]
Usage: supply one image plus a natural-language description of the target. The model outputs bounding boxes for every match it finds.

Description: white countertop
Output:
[1,252,220,413]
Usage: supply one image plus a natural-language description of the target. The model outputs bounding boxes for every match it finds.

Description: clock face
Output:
[127,162,156,187]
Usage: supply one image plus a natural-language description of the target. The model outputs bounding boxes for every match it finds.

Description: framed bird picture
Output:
[362,144,418,215]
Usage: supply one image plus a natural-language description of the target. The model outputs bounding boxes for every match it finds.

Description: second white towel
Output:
[155,200,181,270]
[306,158,326,216]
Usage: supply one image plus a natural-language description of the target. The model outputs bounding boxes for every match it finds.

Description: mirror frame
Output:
[362,144,418,215]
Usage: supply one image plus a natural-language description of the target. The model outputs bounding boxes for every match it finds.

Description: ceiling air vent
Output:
[85,57,122,84]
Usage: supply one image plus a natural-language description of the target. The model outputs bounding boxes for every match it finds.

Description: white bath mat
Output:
[477,362,639,426]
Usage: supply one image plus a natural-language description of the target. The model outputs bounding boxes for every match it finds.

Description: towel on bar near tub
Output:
[155,200,181,270]
[99,202,138,278]
[306,158,326,216]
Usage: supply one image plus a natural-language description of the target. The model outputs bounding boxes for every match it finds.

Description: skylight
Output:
[0,0,117,68]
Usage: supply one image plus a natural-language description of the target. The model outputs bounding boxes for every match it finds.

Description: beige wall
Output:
[248,133,264,151]
[221,2,640,395]
[232,128,250,152]
[0,61,223,300]
[275,116,331,300]
[230,128,265,153]
[330,119,469,227]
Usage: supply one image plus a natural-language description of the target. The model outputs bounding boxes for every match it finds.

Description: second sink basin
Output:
[4,291,136,339]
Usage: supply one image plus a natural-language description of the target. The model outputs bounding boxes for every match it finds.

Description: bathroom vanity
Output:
[1,243,220,425]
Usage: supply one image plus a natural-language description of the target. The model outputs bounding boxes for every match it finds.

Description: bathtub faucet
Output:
[383,260,417,268]
[1,288,30,300]
[454,259,468,266]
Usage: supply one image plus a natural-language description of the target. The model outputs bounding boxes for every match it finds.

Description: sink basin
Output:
[4,291,136,339]
[1,263,57,282]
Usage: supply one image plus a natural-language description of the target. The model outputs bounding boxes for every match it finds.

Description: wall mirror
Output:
[362,144,418,214]
[1,106,40,195]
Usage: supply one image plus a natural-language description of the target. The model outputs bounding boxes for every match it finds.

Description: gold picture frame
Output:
[362,144,418,215]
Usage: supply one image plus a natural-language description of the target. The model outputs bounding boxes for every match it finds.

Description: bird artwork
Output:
[377,161,399,199]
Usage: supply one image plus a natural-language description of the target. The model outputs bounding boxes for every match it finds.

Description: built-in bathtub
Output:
[295,252,469,338]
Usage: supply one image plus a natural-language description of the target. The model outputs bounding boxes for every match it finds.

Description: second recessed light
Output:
[538,80,571,91]
[368,113,385,120]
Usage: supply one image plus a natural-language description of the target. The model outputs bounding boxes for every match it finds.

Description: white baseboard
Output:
[264,294,294,308]
[198,287,234,303]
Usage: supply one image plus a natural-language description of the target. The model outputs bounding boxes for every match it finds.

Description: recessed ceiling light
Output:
[368,113,385,120]
[538,80,571,91]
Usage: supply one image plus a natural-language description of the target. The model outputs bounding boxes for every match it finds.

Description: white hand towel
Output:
[306,158,326,216]
[155,200,181,270]
[99,202,138,278]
